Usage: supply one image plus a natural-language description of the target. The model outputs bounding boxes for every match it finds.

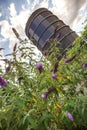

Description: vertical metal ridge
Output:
[32,14,58,39]
[37,19,63,46]
[25,8,49,37]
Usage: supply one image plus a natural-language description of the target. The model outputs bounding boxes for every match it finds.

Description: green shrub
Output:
[0,23,87,130]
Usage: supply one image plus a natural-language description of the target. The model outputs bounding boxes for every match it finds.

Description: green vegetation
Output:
[0,22,87,130]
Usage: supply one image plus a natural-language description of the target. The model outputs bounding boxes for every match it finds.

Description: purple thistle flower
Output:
[6,66,10,73]
[65,55,76,63]
[56,33,61,39]
[52,73,57,79]
[67,112,74,122]
[83,63,87,68]
[65,58,73,63]
[41,92,48,99]
[0,76,8,88]
[50,69,53,72]
[41,87,56,99]
[36,62,42,69]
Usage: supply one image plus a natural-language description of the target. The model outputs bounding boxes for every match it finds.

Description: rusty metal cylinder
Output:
[25,8,78,58]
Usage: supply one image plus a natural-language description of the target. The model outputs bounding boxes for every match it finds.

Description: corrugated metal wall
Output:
[25,8,78,58]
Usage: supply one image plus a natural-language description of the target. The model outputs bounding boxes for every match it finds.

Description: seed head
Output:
[36,62,42,69]
[41,92,48,99]
[6,66,10,73]
[67,112,74,122]
[52,74,57,79]
[56,33,61,39]
[0,76,8,88]
[83,63,87,68]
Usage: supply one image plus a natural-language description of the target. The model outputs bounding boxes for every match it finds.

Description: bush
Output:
[0,23,87,130]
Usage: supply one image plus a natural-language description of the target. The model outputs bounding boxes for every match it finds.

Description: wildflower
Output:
[41,92,48,99]
[65,58,73,63]
[65,55,76,63]
[67,112,74,122]
[50,69,53,72]
[66,76,71,80]
[41,87,56,99]
[83,63,87,68]
[56,33,61,39]
[52,73,57,79]
[0,76,8,88]
[36,62,43,73]
[36,62,42,69]
[6,66,10,73]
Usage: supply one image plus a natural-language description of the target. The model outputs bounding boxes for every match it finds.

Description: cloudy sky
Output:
[0,0,87,59]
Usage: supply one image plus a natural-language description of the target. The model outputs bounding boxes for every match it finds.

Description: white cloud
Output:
[50,0,87,30]
[26,0,30,5]
[72,4,87,33]
[0,20,11,39]
[32,0,49,11]
[0,20,10,63]
[0,39,7,46]
[8,3,17,17]
[0,3,31,52]
[0,49,6,70]
[9,10,30,30]
[0,20,19,51]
